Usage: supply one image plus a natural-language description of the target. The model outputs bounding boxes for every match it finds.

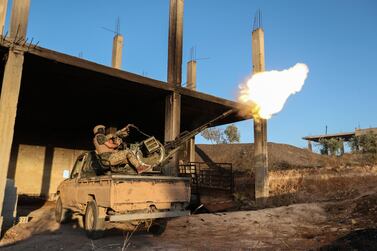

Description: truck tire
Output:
[55,196,72,223]
[149,219,168,236]
[84,200,105,239]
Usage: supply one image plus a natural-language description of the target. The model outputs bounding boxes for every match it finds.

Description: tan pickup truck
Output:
[55,151,190,239]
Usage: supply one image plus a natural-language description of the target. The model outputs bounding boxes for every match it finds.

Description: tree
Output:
[200,127,222,144]
[318,138,344,156]
[201,124,241,144]
[349,132,377,154]
[223,124,240,143]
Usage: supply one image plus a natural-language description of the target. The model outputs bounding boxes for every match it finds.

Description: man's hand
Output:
[117,124,135,137]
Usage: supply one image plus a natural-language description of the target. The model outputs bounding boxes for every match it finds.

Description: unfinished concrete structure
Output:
[0,0,248,234]
[303,127,377,153]
[252,21,269,201]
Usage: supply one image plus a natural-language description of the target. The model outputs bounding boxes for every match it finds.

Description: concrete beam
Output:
[0,0,28,235]
[111,34,123,69]
[0,0,8,36]
[252,28,269,202]
[9,0,30,41]
[165,0,184,175]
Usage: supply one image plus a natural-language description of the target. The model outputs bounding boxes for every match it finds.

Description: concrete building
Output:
[303,127,377,152]
[0,43,246,195]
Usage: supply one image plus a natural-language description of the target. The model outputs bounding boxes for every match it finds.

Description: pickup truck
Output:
[55,151,191,239]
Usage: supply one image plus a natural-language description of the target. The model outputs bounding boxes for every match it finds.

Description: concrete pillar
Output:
[0,0,29,235]
[340,141,345,155]
[9,0,30,41]
[167,0,184,86]
[186,60,196,162]
[252,28,269,202]
[307,140,312,151]
[186,60,196,90]
[164,0,184,176]
[164,92,181,176]
[0,0,8,36]
[111,34,123,69]
[0,51,25,235]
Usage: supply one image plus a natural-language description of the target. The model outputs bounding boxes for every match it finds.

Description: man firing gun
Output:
[93,124,153,174]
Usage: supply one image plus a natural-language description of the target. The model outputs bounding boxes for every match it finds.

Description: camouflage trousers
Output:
[99,150,141,168]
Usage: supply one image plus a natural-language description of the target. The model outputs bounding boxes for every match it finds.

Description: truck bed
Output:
[75,175,190,213]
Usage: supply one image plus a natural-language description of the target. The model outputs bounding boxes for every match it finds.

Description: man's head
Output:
[93,125,105,135]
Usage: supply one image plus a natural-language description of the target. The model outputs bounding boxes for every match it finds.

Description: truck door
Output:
[63,154,87,207]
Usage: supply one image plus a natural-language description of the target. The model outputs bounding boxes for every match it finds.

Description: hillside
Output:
[195,143,332,171]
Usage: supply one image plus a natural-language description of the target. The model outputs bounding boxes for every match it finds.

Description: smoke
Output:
[238,63,309,120]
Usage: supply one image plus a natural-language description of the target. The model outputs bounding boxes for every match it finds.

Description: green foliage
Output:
[223,124,240,144]
[348,132,377,154]
[201,124,241,144]
[318,138,344,156]
[200,127,222,144]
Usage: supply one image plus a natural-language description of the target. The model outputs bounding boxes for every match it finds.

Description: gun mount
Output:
[132,109,236,167]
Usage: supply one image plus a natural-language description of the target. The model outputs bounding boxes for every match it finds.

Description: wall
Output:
[7,144,84,198]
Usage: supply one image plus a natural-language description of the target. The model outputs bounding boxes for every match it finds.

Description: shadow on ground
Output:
[318,228,377,251]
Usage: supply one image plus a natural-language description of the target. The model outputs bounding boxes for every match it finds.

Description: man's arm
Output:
[116,124,134,137]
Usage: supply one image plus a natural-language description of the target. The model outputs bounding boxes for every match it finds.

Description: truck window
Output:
[70,155,86,179]
[81,155,97,178]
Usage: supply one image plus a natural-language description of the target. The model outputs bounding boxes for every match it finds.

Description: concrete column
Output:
[167,0,184,86]
[252,28,269,202]
[186,60,196,90]
[9,0,30,41]
[0,51,25,234]
[111,34,123,69]
[307,140,312,151]
[164,92,181,175]
[164,0,184,176]
[0,0,28,235]
[0,0,8,36]
[340,141,345,155]
[186,60,196,162]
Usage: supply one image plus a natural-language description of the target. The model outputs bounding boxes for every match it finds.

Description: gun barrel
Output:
[164,109,236,151]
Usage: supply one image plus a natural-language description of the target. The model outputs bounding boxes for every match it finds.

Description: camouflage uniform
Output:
[93,133,141,168]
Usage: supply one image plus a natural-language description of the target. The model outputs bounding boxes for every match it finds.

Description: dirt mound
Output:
[196,143,333,172]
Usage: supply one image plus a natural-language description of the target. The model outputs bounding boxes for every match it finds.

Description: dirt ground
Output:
[1,144,377,250]
[1,188,377,250]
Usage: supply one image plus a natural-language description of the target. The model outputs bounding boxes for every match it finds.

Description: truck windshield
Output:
[70,155,86,179]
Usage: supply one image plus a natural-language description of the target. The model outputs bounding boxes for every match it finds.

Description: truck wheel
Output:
[55,196,72,223]
[84,200,105,239]
[149,219,168,236]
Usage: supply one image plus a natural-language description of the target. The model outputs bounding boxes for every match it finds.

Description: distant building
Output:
[303,128,377,153]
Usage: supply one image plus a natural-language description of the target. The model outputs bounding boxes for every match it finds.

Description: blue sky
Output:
[4,0,377,148]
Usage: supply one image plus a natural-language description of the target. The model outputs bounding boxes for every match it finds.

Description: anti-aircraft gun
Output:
[127,109,236,169]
